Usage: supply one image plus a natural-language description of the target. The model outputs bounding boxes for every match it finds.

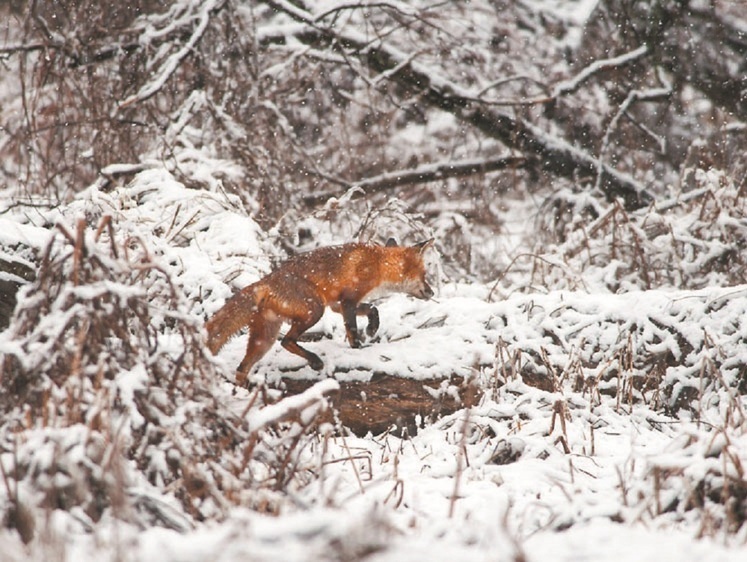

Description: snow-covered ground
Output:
[1,177,746,560]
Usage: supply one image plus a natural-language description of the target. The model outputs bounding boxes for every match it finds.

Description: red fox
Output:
[206,239,434,384]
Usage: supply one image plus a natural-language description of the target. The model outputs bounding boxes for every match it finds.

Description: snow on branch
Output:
[443,57,661,108]
[313,1,420,23]
[552,45,649,98]
[119,0,225,109]
[245,378,339,432]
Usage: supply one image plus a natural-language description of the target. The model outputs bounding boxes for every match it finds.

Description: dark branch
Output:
[0,41,54,56]
[262,0,654,210]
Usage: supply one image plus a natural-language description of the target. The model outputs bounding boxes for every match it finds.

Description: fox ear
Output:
[413,238,434,253]
[386,237,398,247]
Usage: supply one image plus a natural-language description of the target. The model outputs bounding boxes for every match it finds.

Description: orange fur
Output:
[206,240,434,385]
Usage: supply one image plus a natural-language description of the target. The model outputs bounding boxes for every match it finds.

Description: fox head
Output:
[386,238,435,300]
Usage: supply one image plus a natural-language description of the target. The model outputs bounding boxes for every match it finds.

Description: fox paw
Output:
[308,356,324,370]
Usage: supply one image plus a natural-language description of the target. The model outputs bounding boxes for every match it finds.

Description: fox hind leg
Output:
[236,313,282,386]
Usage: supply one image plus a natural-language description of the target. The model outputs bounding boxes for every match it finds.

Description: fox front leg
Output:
[341,300,362,348]
[341,301,379,348]
[357,303,379,338]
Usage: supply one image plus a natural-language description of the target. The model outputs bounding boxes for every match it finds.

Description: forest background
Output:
[0,1,746,560]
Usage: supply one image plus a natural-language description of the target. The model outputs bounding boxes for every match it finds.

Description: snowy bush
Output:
[0,211,335,540]
[491,168,747,293]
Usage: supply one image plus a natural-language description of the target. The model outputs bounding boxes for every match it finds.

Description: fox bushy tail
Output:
[206,285,259,353]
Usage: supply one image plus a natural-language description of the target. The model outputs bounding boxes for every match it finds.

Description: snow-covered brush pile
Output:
[493,288,747,415]
[0,216,212,413]
[635,423,747,537]
[495,168,747,293]
[0,214,335,540]
[485,285,747,536]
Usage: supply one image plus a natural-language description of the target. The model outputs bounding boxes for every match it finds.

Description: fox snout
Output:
[417,281,434,300]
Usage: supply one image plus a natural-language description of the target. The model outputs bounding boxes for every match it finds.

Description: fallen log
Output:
[280,373,481,436]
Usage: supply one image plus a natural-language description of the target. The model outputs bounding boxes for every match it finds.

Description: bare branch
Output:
[303,154,527,206]
[595,86,672,191]
[477,75,549,98]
